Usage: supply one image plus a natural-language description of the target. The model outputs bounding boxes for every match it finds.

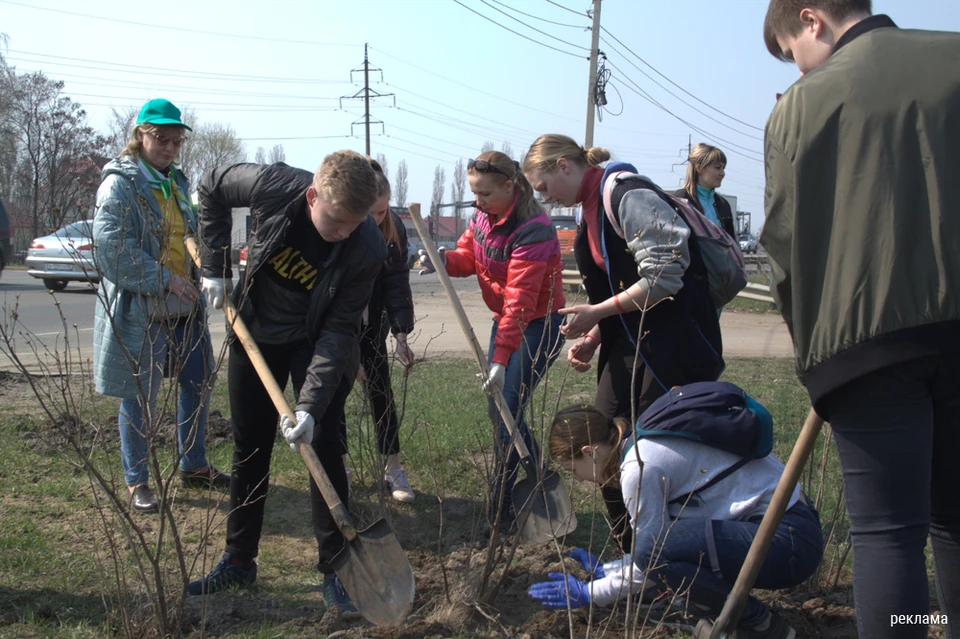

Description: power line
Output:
[605,58,763,163]
[599,36,763,141]
[476,0,590,50]
[9,66,344,102]
[396,105,529,149]
[488,0,589,28]
[0,0,360,48]
[242,135,355,142]
[600,26,764,133]
[372,46,585,124]
[451,0,586,59]
[60,92,343,111]
[543,0,587,17]
[4,50,351,84]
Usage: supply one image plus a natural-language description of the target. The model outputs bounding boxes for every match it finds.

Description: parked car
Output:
[238,245,248,276]
[551,215,577,270]
[25,220,99,291]
[0,198,11,280]
[739,234,758,254]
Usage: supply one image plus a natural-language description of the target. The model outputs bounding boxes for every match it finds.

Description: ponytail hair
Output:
[523,134,611,175]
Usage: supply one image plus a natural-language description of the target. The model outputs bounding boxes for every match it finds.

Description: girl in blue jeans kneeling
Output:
[530,405,823,639]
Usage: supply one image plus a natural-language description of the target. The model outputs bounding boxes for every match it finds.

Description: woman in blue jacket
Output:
[92,99,227,514]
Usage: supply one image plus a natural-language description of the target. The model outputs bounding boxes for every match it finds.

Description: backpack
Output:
[622,381,774,504]
[602,171,747,307]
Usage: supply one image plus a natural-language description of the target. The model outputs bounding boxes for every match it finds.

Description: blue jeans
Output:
[118,317,213,486]
[487,312,564,515]
[634,501,824,627]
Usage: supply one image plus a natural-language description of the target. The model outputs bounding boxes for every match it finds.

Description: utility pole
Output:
[340,43,394,155]
[584,0,602,148]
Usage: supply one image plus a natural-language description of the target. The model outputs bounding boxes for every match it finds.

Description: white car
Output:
[25,220,100,291]
[739,235,758,254]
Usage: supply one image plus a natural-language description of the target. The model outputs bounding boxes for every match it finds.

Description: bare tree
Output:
[5,71,104,237]
[451,159,466,236]
[178,121,246,184]
[394,160,408,208]
[501,141,513,160]
[481,140,495,153]
[103,106,139,159]
[268,144,285,164]
[431,165,446,243]
[254,146,267,164]
[375,152,388,184]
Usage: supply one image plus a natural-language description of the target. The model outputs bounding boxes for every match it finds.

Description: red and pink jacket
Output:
[446,204,565,365]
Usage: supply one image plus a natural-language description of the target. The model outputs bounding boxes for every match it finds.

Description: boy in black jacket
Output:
[187,151,386,620]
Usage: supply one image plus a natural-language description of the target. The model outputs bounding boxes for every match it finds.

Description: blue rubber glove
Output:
[528,573,591,609]
[569,548,605,580]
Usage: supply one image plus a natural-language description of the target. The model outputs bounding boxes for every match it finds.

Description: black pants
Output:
[824,352,960,639]
[358,325,400,456]
[224,338,351,574]
[595,333,666,554]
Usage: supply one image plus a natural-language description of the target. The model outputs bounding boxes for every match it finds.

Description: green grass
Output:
[0,355,847,637]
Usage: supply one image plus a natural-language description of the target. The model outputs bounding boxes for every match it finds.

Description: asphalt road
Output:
[0,267,792,375]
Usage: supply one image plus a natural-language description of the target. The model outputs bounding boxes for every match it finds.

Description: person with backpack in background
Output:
[762,1,960,636]
[353,159,416,503]
[523,134,731,553]
[187,151,385,621]
[671,143,737,239]
[419,150,565,534]
[529,386,823,639]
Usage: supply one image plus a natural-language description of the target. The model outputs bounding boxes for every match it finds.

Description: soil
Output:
[2,358,936,639]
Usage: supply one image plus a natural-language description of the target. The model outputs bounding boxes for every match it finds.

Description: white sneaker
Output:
[384,467,415,503]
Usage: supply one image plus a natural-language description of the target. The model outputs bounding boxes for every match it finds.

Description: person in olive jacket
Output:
[187,151,385,621]
[762,1,960,637]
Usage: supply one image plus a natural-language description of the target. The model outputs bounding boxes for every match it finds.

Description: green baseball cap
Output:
[136,98,192,131]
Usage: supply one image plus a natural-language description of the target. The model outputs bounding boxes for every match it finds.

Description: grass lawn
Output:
[0,355,856,638]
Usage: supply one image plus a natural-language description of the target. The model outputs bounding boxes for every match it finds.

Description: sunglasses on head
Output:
[468,158,512,177]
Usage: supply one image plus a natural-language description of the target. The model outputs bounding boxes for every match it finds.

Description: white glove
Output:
[483,363,507,395]
[418,247,446,276]
[280,410,315,452]
[200,277,233,310]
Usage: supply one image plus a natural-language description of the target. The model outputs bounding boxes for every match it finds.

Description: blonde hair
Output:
[682,143,727,203]
[523,134,611,175]
[369,157,398,245]
[313,150,380,218]
[120,122,159,160]
[468,151,543,222]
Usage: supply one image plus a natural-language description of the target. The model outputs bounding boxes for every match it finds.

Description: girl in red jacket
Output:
[422,151,565,532]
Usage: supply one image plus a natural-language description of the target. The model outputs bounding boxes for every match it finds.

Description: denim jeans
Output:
[487,312,564,515]
[118,317,213,486]
[634,501,824,627]
[825,353,960,639]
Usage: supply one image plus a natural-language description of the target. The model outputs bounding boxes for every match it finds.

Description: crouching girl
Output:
[529,401,824,639]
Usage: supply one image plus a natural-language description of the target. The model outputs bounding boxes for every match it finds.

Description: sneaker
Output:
[322,573,360,620]
[181,465,231,491]
[737,611,796,639]
[384,467,415,503]
[187,553,257,596]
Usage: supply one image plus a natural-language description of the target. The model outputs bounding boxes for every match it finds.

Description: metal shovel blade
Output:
[512,468,578,544]
[329,518,415,626]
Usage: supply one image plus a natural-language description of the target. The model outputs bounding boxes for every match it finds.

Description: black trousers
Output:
[358,325,400,456]
[595,332,666,554]
[824,352,960,639]
[224,338,351,574]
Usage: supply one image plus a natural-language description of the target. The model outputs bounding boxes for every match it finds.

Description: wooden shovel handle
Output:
[406,204,534,464]
[184,237,357,541]
[709,407,825,637]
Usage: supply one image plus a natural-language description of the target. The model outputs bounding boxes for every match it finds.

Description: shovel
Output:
[407,204,576,544]
[693,408,825,638]
[185,237,415,626]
